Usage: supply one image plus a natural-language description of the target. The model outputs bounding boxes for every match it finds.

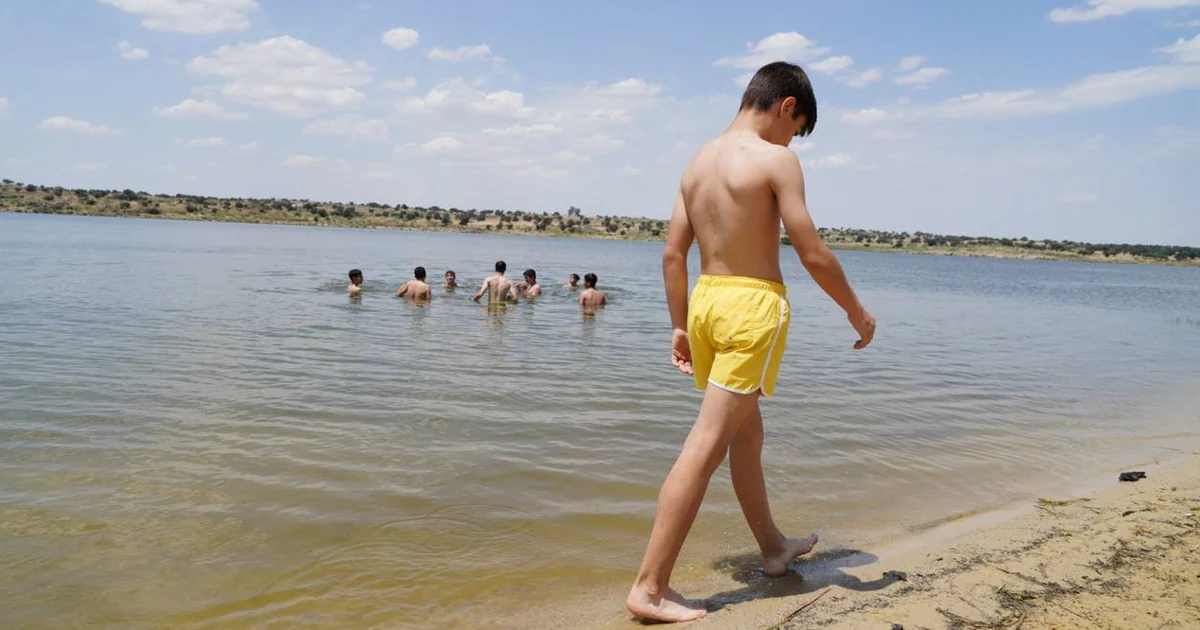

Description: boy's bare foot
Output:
[763,533,818,576]
[627,586,708,623]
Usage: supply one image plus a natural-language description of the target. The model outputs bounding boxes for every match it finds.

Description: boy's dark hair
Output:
[495,260,507,273]
[570,273,580,282]
[524,268,536,280]
[349,269,362,279]
[739,61,818,137]
[445,270,456,276]
[584,273,598,288]
[414,266,426,280]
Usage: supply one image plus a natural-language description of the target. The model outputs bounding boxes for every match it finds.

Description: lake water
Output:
[1,213,1198,629]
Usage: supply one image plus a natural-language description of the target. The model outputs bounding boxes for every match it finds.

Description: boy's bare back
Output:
[680,131,801,284]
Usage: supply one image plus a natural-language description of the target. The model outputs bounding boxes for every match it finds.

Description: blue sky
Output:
[1,0,1198,245]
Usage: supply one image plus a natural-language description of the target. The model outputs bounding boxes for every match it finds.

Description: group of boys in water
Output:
[345,260,607,310]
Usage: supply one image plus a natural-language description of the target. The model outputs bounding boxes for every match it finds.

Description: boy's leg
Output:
[729,402,818,576]
[627,386,760,622]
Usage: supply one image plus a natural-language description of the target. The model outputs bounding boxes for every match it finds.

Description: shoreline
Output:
[598,454,1200,630]
[4,209,1198,268]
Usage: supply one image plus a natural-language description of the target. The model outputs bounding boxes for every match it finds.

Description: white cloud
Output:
[397,78,532,118]
[873,129,916,140]
[0,97,9,116]
[36,116,123,136]
[930,64,1200,119]
[239,141,258,150]
[597,78,662,96]
[810,55,855,75]
[1166,18,1200,27]
[792,140,817,154]
[99,0,259,34]
[552,150,591,163]
[482,123,562,137]
[282,154,325,166]
[1156,34,1200,63]
[1049,0,1200,22]
[362,169,395,180]
[807,153,855,168]
[589,108,633,123]
[896,67,950,85]
[841,108,891,125]
[382,77,417,91]
[68,162,106,172]
[420,136,464,153]
[382,27,419,51]
[182,136,226,148]
[426,44,498,62]
[302,115,388,140]
[117,40,150,61]
[571,134,625,152]
[844,68,883,88]
[152,98,250,121]
[734,72,754,87]
[1057,193,1100,203]
[4,158,33,166]
[898,55,926,71]
[714,32,830,69]
[188,36,372,117]
[620,165,644,175]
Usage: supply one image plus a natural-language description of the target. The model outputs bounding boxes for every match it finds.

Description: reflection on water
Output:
[0,213,1198,629]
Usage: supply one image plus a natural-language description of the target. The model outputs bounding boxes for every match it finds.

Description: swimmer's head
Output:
[495,260,507,273]
[569,273,580,286]
[524,269,537,283]
[349,269,363,285]
[445,270,456,282]
[414,266,426,281]
[584,273,598,289]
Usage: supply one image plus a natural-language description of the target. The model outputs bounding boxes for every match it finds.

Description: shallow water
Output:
[1,213,1198,629]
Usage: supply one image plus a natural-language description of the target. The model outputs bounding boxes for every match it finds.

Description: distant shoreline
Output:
[2,182,1197,267]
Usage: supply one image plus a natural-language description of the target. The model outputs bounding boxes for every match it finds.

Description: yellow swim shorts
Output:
[688,275,791,397]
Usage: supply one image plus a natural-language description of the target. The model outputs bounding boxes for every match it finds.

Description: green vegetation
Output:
[2,180,1196,266]
[789,228,1200,265]
[0,181,667,241]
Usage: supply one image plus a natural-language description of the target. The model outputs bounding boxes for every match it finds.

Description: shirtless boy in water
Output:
[627,61,877,623]
[578,273,606,310]
[347,269,364,294]
[395,266,432,301]
[472,260,519,304]
[519,269,542,298]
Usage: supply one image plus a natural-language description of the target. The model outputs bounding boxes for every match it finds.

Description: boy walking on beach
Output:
[627,61,876,623]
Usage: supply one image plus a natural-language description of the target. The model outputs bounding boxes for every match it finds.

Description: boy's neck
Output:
[727,109,775,140]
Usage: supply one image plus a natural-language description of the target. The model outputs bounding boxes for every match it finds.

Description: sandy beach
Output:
[586,455,1199,630]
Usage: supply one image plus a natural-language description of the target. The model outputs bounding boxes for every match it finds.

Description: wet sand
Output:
[569,454,1199,630]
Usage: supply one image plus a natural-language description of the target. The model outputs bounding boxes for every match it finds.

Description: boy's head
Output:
[445,270,456,282]
[524,269,537,283]
[348,269,363,285]
[495,260,507,274]
[569,273,580,285]
[584,273,598,289]
[414,266,426,281]
[739,61,817,144]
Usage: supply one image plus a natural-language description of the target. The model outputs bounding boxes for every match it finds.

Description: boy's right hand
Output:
[849,306,876,350]
[671,328,694,375]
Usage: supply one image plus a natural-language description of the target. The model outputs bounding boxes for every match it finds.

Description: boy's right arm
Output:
[662,189,695,374]
[773,151,876,350]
